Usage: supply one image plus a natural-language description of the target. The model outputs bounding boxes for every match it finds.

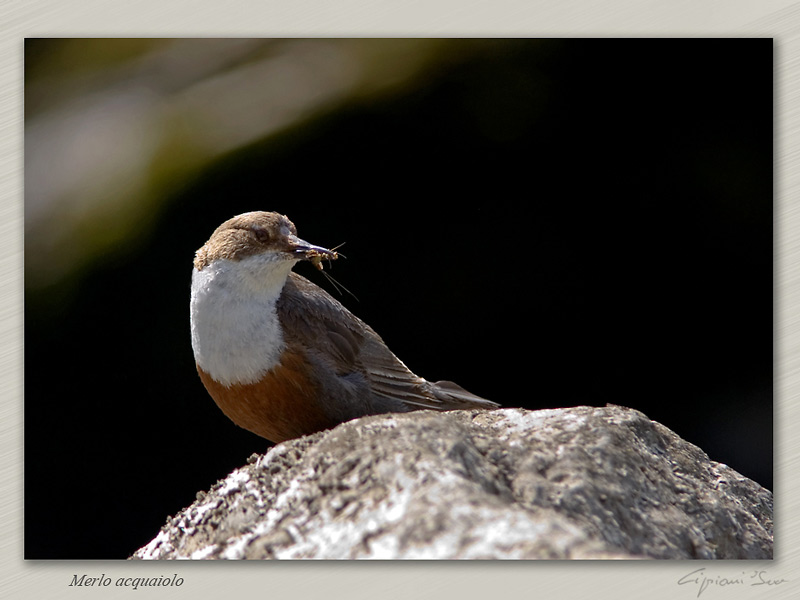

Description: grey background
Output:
[3,1,798,599]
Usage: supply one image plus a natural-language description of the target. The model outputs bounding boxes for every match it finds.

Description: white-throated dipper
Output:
[190,211,498,443]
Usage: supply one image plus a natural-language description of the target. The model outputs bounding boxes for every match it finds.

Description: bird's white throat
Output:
[190,254,296,387]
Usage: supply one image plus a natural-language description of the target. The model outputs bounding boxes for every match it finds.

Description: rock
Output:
[132,405,773,560]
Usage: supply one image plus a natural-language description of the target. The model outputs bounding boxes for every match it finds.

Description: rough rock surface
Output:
[132,405,773,560]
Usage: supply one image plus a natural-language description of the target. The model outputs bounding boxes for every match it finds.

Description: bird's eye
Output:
[252,227,270,243]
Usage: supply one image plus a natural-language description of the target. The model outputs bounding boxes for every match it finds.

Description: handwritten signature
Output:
[678,568,789,597]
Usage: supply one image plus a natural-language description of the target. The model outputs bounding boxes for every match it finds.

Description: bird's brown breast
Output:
[197,348,340,443]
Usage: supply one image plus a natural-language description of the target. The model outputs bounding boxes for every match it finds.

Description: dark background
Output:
[24,39,772,559]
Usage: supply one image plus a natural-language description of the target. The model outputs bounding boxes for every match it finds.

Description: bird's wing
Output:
[278,272,498,411]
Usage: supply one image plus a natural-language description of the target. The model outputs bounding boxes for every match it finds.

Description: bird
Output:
[190,211,499,443]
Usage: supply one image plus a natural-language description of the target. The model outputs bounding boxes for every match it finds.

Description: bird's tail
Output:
[430,380,500,410]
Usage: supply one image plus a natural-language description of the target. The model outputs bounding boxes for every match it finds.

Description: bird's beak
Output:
[286,235,338,262]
